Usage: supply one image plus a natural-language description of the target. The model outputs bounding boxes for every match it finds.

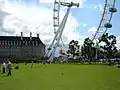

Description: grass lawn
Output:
[0,63,120,90]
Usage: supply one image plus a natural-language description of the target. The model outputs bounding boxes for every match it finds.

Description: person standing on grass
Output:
[31,61,34,68]
[2,61,6,74]
[7,61,12,76]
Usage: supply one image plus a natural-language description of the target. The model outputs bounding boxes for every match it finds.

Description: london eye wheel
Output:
[92,0,117,42]
[90,0,117,59]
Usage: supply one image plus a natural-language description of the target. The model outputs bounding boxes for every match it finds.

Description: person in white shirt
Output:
[2,61,6,74]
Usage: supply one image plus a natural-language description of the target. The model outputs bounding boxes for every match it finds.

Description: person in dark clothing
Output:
[15,64,19,69]
[7,61,12,76]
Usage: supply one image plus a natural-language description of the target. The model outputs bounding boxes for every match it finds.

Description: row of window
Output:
[0,40,40,46]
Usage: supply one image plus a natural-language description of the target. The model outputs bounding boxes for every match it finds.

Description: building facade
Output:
[0,32,45,62]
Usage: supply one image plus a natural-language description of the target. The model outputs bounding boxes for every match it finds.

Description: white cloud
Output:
[88,5,98,8]
[82,24,87,28]
[0,0,84,46]
[116,36,120,49]
[98,4,104,12]
[40,0,54,3]
[88,4,104,13]
[88,26,97,34]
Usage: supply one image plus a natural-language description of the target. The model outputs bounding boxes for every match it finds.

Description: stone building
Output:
[0,32,45,62]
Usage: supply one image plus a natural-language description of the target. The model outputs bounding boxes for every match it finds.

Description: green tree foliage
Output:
[99,33,118,61]
[67,40,80,59]
[115,52,120,58]
[81,37,95,63]
[40,56,49,60]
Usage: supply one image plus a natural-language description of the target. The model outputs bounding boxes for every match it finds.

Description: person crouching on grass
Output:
[7,61,12,76]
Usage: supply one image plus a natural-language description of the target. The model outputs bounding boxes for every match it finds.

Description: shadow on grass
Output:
[0,82,4,84]
[0,73,10,78]
[65,63,117,66]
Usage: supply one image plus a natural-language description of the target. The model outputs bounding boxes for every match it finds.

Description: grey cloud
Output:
[0,28,15,34]
[0,10,9,27]
[43,39,52,44]
[0,0,5,9]
[62,35,68,42]
[0,9,10,35]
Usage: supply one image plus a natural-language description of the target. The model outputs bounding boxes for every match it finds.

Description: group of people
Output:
[1,61,12,76]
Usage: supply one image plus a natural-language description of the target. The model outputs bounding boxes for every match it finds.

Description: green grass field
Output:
[0,64,120,90]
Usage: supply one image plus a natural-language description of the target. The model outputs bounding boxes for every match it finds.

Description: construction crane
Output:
[45,1,79,61]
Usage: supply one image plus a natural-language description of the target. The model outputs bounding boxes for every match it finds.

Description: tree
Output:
[67,40,80,59]
[99,33,118,64]
[115,52,120,58]
[81,37,95,64]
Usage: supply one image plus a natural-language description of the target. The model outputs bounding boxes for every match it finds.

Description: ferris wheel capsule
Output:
[109,7,117,13]
[70,2,79,8]
[104,23,112,28]
[48,48,51,50]
[53,17,58,19]
[53,24,59,27]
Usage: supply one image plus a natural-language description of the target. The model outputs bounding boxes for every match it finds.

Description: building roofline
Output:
[0,36,46,47]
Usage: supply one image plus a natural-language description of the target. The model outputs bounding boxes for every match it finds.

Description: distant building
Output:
[0,32,45,62]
